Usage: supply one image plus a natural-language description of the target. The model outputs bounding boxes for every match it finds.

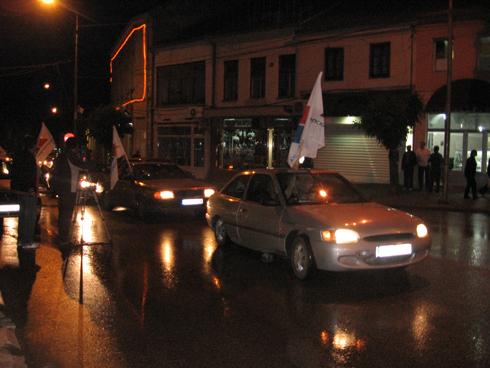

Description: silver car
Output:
[206,169,431,280]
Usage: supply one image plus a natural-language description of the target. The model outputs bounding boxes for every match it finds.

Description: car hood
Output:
[138,178,214,191]
[285,202,422,235]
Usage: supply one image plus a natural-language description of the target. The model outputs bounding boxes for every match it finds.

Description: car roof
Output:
[233,168,340,175]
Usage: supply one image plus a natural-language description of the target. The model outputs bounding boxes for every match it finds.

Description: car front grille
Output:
[363,233,414,242]
[176,189,203,198]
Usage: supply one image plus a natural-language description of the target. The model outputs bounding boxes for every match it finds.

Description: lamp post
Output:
[39,0,80,131]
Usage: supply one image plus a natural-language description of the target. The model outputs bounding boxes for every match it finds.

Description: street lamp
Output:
[38,0,79,131]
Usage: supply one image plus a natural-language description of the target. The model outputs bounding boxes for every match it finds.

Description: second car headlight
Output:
[204,188,215,198]
[321,229,360,244]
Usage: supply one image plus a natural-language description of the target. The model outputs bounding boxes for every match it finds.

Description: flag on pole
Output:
[35,122,56,163]
[287,71,325,168]
[110,126,132,189]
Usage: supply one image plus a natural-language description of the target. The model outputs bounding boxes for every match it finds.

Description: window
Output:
[369,42,390,78]
[479,36,490,71]
[222,175,250,199]
[434,39,448,71]
[156,125,204,167]
[156,61,205,105]
[224,60,238,101]
[325,48,344,81]
[278,54,296,98]
[246,174,279,205]
[250,57,266,99]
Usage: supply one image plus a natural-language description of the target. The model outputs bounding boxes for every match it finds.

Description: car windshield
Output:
[132,164,193,180]
[277,172,365,205]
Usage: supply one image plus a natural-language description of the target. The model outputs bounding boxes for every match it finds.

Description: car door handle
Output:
[238,208,247,213]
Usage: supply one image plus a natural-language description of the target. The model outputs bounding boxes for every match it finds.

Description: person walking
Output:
[428,145,443,193]
[401,145,417,191]
[415,141,431,191]
[478,157,490,197]
[51,138,88,248]
[463,149,478,200]
[10,135,39,249]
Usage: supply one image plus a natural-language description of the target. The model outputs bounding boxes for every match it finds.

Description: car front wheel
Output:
[290,236,316,280]
[214,217,229,247]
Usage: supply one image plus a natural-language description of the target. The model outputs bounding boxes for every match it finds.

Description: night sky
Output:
[0,0,161,146]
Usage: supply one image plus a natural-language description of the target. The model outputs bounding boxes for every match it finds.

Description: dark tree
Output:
[355,92,423,187]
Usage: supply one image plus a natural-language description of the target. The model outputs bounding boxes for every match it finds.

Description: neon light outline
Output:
[110,24,147,106]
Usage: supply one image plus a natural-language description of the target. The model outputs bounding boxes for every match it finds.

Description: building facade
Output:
[110,3,490,184]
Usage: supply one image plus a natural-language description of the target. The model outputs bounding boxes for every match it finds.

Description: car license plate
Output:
[182,198,204,206]
[376,243,412,258]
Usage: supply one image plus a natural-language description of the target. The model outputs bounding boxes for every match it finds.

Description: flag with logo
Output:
[287,72,325,168]
[110,126,132,189]
[35,122,56,163]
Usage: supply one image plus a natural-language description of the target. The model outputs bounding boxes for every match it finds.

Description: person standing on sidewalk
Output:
[415,141,431,191]
[478,158,489,196]
[401,145,417,191]
[10,135,39,249]
[51,138,88,249]
[464,149,478,200]
[428,145,443,193]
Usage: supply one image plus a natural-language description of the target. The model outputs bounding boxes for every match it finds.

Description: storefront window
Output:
[427,113,489,173]
[157,125,204,167]
[222,126,267,169]
[272,127,291,167]
[468,133,483,170]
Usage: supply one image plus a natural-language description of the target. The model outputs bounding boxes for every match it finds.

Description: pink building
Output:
[110,1,490,184]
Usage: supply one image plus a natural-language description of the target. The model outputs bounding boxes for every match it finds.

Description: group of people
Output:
[401,141,443,193]
[401,141,489,199]
[10,136,89,252]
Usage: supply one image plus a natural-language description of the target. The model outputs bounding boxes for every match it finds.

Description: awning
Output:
[323,89,412,116]
[425,79,490,113]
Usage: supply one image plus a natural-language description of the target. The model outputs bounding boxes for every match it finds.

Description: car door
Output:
[217,174,251,244]
[237,174,284,252]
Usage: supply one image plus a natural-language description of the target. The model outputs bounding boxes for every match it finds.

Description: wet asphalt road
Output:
[1,202,489,368]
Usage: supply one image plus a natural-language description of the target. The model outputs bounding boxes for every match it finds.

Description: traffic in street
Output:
[1,199,489,368]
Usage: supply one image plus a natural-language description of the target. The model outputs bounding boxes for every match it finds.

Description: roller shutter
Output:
[314,124,389,184]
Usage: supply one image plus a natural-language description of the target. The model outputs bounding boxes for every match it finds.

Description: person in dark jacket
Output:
[478,158,490,196]
[10,135,39,249]
[51,138,88,247]
[401,145,417,191]
[428,145,443,193]
[464,149,478,200]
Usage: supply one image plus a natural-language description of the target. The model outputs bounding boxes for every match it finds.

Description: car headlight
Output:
[154,190,175,200]
[80,178,91,189]
[95,182,104,194]
[321,228,360,244]
[204,188,215,198]
[416,224,428,238]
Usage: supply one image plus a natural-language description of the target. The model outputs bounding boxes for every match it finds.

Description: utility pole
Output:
[443,0,453,201]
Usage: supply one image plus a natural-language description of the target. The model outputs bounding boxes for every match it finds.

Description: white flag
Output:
[35,122,56,163]
[110,126,131,189]
[288,72,325,168]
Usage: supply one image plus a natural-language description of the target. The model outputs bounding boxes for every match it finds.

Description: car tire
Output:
[290,236,316,280]
[214,217,229,247]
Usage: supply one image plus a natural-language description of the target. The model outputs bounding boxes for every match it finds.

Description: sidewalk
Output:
[0,181,488,368]
[356,183,489,214]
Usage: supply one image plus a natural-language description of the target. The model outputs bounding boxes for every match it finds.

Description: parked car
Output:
[0,189,20,219]
[103,161,216,220]
[206,168,431,280]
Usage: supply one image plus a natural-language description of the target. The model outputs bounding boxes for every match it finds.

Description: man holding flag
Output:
[35,122,56,164]
[288,72,325,168]
[110,125,132,190]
